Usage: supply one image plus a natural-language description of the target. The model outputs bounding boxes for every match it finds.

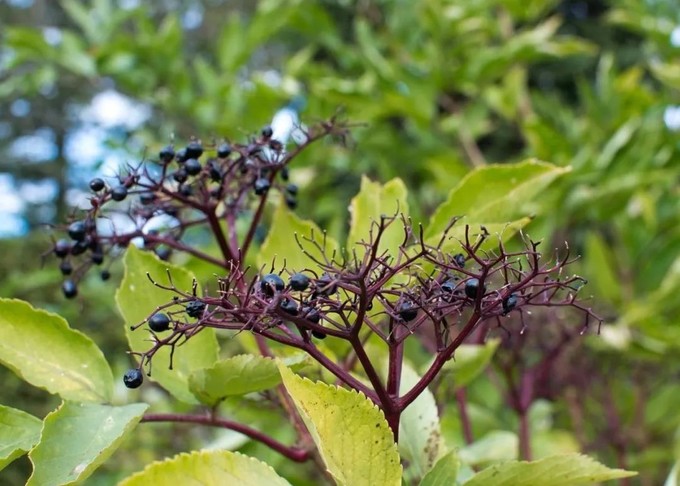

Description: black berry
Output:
[175,148,188,163]
[179,184,193,197]
[100,270,111,281]
[91,251,104,265]
[502,293,518,315]
[155,247,171,261]
[159,145,175,163]
[173,169,188,184]
[185,141,203,159]
[314,274,337,297]
[54,239,71,258]
[185,300,206,319]
[261,273,285,297]
[123,369,143,389]
[280,298,299,316]
[289,273,310,291]
[217,142,232,158]
[70,240,88,256]
[89,178,105,192]
[285,194,297,209]
[441,278,458,293]
[59,260,73,276]
[148,313,171,332]
[62,279,77,299]
[254,178,270,196]
[208,160,223,181]
[464,278,485,299]
[303,307,321,324]
[280,166,289,181]
[286,183,298,195]
[397,301,418,322]
[68,221,87,241]
[184,158,202,176]
[261,125,273,138]
[140,192,156,205]
[111,185,128,202]
[454,253,466,268]
[311,330,327,339]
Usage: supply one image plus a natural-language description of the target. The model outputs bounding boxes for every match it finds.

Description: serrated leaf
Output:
[348,176,409,258]
[399,362,443,482]
[441,339,500,389]
[257,199,340,275]
[460,431,518,466]
[119,450,291,486]
[116,246,218,404]
[189,355,282,406]
[0,298,113,403]
[426,160,568,240]
[463,453,637,486]
[28,402,148,486]
[419,450,460,486]
[0,405,42,471]
[278,363,402,486]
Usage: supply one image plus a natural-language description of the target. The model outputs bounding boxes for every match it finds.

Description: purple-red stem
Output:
[456,387,474,445]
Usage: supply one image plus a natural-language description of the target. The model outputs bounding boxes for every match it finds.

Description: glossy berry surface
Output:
[441,278,458,293]
[159,145,175,163]
[311,329,327,339]
[185,141,203,159]
[261,273,285,296]
[289,273,310,291]
[100,270,111,281]
[254,178,270,195]
[398,301,418,321]
[285,194,297,209]
[54,239,71,258]
[139,192,156,205]
[464,278,485,299]
[185,300,206,319]
[89,178,105,192]
[454,253,466,268]
[111,185,128,202]
[148,313,171,332]
[502,293,518,315]
[59,260,73,276]
[280,298,299,316]
[184,158,202,176]
[68,221,87,241]
[314,274,337,296]
[123,369,144,389]
[62,279,78,299]
[261,125,273,138]
[217,142,231,158]
[285,183,298,195]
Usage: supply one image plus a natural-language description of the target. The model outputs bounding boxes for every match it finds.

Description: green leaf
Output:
[399,361,443,481]
[441,339,500,389]
[257,199,340,275]
[28,402,148,486]
[463,453,637,486]
[0,405,42,471]
[584,233,621,305]
[460,431,518,466]
[278,363,402,486]
[116,246,218,404]
[347,176,409,259]
[419,450,460,486]
[426,160,569,240]
[0,298,113,403]
[119,450,291,486]
[189,355,282,406]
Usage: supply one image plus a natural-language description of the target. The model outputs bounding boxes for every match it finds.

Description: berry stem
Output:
[140,413,310,462]
[206,209,236,265]
[456,387,475,445]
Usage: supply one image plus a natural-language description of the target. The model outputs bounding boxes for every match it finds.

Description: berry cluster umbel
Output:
[48,117,351,300]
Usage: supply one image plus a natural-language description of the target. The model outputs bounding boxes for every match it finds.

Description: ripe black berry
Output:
[303,307,321,323]
[111,185,128,202]
[314,274,337,297]
[254,178,270,196]
[397,301,418,322]
[441,278,458,293]
[159,145,175,163]
[185,300,206,319]
[464,278,485,299]
[123,369,143,389]
[280,166,289,181]
[54,239,71,258]
[59,260,72,276]
[280,298,299,316]
[289,273,310,291]
[454,253,466,268]
[89,178,105,192]
[91,251,104,265]
[139,192,156,205]
[185,141,203,159]
[148,313,171,332]
[173,169,188,184]
[70,240,88,256]
[311,330,327,339]
[175,148,188,163]
[62,279,77,299]
[184,158,202,176]
[100,270,111,281]
[208,160,223,181]
[217,143,231,158]
[261,273,285,297]
[68,221,87,241]
[155,247,171,261]
[286,183,298,195]
[502,293,518,315]
[261,125,273,138]
[285,194,297,209]
[179,184,193,197]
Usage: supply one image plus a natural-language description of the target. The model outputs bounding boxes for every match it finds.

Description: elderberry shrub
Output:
[397,301,418,322]
[289,273,310,291]
[123,369,143,389]
[261,273,285,296]
[148,313,171,332]
[185,300,206,319]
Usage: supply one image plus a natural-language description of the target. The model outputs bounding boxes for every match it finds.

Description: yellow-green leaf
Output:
[0,405,41,471]
[116,246,218,404]
[0,299,113,403]
[441,339,501,389]
[278,363,402,486]
[119,450,292,486]
[420,450,461,486]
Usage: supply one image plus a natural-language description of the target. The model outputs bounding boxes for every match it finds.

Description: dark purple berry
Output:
[184,158,202,176]
[289,273,310,291]
[454,253,466,268]
[59,260,72,276]
[254,178,270,196]
[54,239,71,258]
[140,192,156,205]
[286,183,298,195]
[179,185,193,197]
[397,301,418,322]
[502,293,518,315]
[62,279,77,299]
[123,369,143,389]
[185,141,203,159]
[185,300,206,319]
[175,148,188,163]
[280,166,289,181]
[89,178,105,192]
[208,160,223,181]
[100,270,111,281]
[159,145,175,163]
[311,330,327,339]
[441,277,459,293]
[70,240,88,256]
[464,278,485,299]
[149,313,171,332]
[303,307,321,324]
[280,298,299,316]
[314,274,337,297]
[155,247,171,261]
[91,251,104,265]
[217,143,231,158]
[260,273,285,297]
[68,221,87,241]
[111,185,128,202]
[285,194,297,209]
[261,125,273,138]
[173,169,188,184]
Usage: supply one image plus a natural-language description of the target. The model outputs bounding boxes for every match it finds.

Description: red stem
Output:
[456,387,474,445]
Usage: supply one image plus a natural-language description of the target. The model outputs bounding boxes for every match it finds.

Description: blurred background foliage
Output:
[1,0,679,484]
